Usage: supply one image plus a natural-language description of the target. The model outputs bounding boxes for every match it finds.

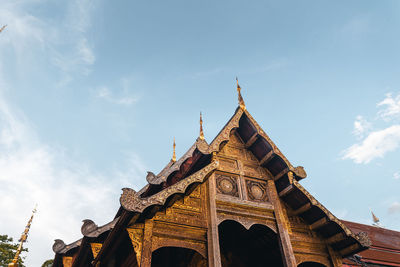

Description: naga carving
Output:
[120,161,219,212]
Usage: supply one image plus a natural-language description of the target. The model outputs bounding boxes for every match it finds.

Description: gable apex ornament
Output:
[236,77,246,110]
[199,112,205,140]
[172,137,176,162]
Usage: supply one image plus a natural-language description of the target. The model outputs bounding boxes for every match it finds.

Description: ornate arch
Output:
[296,255,330,267]
[151,241,207,259]
[217,217,277,233]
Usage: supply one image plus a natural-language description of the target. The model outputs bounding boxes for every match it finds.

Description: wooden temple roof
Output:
[52,86,372,265]
[342,220,400,266]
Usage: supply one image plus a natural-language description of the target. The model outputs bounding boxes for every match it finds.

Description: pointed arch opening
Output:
[218,220,283,267]
[151,246,207,267]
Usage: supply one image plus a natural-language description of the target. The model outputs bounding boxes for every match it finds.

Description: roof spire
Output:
[9,205,37,267]
[172,137,176,162]
[199,112,205,140]
[236,77,246,110]
[371,211,380,227]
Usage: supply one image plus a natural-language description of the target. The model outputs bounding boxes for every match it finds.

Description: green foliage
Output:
[0,235,26,267]
[41,259,54,267]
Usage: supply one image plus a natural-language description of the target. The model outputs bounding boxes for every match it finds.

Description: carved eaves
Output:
[290,179,371,253]
[120,161,219,213]
[81,217,119,238]
[52,239,82,254]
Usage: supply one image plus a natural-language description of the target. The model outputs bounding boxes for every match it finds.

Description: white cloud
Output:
[0,0,96,83]
[341,16,370,38]
[394,171,400,180]
[388,202,400,214]
[378,93,400,121]
[352,115,371,138]
[96,85,137,106]
[342,125,400,164]
[0,89,146,265]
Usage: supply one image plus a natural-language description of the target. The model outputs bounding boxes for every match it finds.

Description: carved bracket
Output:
[127,227,144,266]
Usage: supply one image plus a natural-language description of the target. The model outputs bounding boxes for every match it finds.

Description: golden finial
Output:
[371,211,380,227]
[0,25,7,33]
[9,205,37,267]
[172,137,176,162]
[236,77,246,110]
[199,112,205,140]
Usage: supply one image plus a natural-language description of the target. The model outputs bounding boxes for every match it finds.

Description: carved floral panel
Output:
[245,179,268,202]
[216,175,239,198]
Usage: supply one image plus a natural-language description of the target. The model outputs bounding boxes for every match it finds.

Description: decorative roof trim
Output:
[120,160,219,212]
[52,238,82,254]
[208,108,243,153]
[81,217,119,238]
[291,179,371,250]
[147,138,210,186]
[243,110,294,169]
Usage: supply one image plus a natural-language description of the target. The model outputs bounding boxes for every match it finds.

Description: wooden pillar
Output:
[327,245,342,267]
[206,173,222,267]
[267,179,297,267]
[140,219,154,267]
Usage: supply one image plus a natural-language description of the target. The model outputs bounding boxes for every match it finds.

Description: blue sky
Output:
[1,0,400,265]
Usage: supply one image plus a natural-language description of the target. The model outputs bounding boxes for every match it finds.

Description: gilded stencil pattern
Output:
[90,243,102,258]
[62,256,72,267]
[127,227,144,266]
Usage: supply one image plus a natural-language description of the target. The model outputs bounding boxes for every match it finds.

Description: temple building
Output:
[51,82,400,267]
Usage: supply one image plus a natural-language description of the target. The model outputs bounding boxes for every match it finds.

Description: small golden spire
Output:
[9,205,37,267]
[0,25,7,33]
[236,77,246,110]
[172,137,176,162]
[199,112,205,140]
[371,211,380,226]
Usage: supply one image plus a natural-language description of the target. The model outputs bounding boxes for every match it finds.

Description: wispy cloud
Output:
[352,115,371,138]
[343,125,400,164]
[96,86,137,106]
[0,90,145,265]
[0,0,96,84]
[388,202,400,214]
[342,92,400,164]
[340,16,370,39]
[394,171,400,180]
[377,93,400,121]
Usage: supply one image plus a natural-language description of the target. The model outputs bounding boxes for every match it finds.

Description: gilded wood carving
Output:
[62,256,72,267]
[120,161,219,212]
[90,243,102,259]
[127,227,144,266]
[245,179,268,202]
[216,174,239,197]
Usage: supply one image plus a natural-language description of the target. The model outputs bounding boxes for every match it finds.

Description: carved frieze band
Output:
[120,161,219,212]
[246,180,268,202]
[127,227,144,266]
[216,174,239,197]
[90,243,102,259]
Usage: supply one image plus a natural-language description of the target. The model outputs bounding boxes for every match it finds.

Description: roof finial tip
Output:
[199,112,205,140]
[236,77,246,110]
[172,137,176,162]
